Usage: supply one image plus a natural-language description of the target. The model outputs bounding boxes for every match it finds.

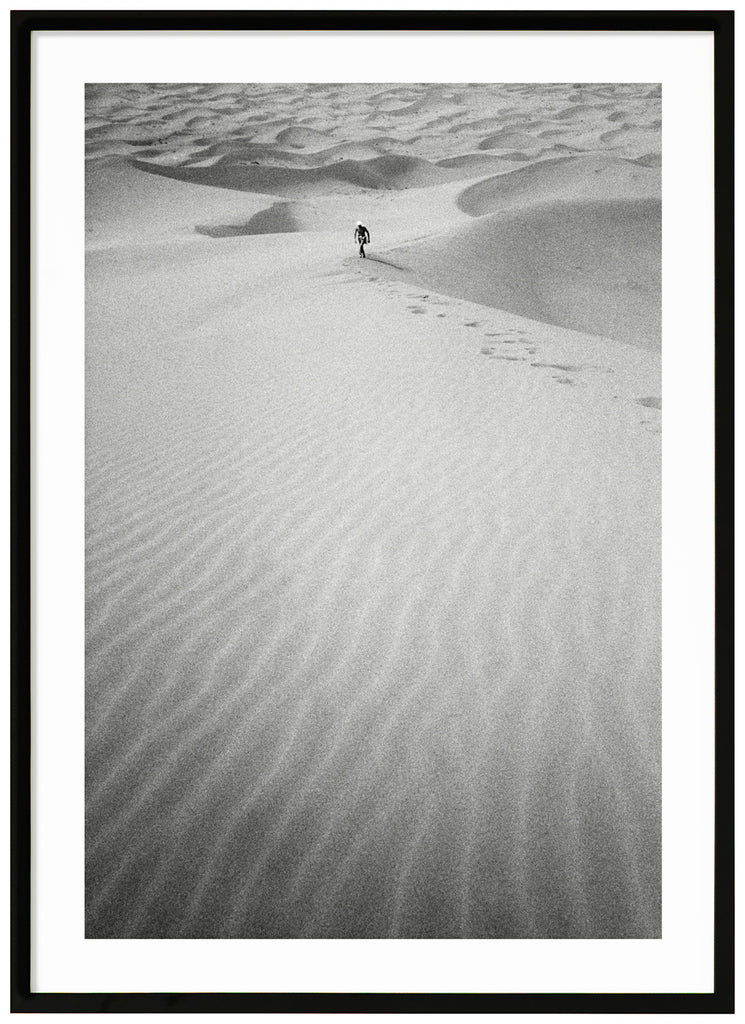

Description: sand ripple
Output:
[86,249,660,937]
[85,81,660,938]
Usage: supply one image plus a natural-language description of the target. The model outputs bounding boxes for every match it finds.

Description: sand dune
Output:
[87,81,661,172]
[478,129,546,151]
[380,198,661,349]
[85,82,661,939]
[195,200,328,237]
[275,125,333,149]
[132,152,478,197]
[598,125,663,156]
[633,153,662,169]
[555,103,616,120]
[436,152,525,176]
[457,153,661,216]
[86,243,660,939]
[85,160,272,248]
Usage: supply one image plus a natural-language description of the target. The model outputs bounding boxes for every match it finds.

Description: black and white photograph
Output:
[84,80,662,941]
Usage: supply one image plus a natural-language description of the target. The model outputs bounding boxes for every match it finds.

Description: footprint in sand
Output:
[480,346,526,362]
[531,362,583,372]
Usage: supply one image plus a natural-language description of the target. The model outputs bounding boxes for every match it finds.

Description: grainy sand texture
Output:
[85,83,661,939]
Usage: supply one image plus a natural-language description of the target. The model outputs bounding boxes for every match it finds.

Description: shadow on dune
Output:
[195,201,327,237]
[365,255,409,271]
[133,153,463,198]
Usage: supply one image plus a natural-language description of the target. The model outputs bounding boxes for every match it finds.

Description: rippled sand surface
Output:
[86,83,661,938]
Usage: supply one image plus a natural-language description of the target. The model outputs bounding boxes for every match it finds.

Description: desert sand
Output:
[85,83,661,938]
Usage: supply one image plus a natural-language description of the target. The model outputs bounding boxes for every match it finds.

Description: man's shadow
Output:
[364,255,407,271]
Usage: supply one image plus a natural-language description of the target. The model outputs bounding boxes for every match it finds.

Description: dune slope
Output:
[383,197,661,349]
[456,153,661,217]
[86,236,660,939]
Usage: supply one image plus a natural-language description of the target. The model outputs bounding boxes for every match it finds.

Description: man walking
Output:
[355,221,370,258]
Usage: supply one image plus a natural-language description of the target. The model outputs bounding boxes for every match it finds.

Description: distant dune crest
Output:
[86,81,660,193]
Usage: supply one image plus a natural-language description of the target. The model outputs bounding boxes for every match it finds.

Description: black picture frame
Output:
[11,9,734,1013]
